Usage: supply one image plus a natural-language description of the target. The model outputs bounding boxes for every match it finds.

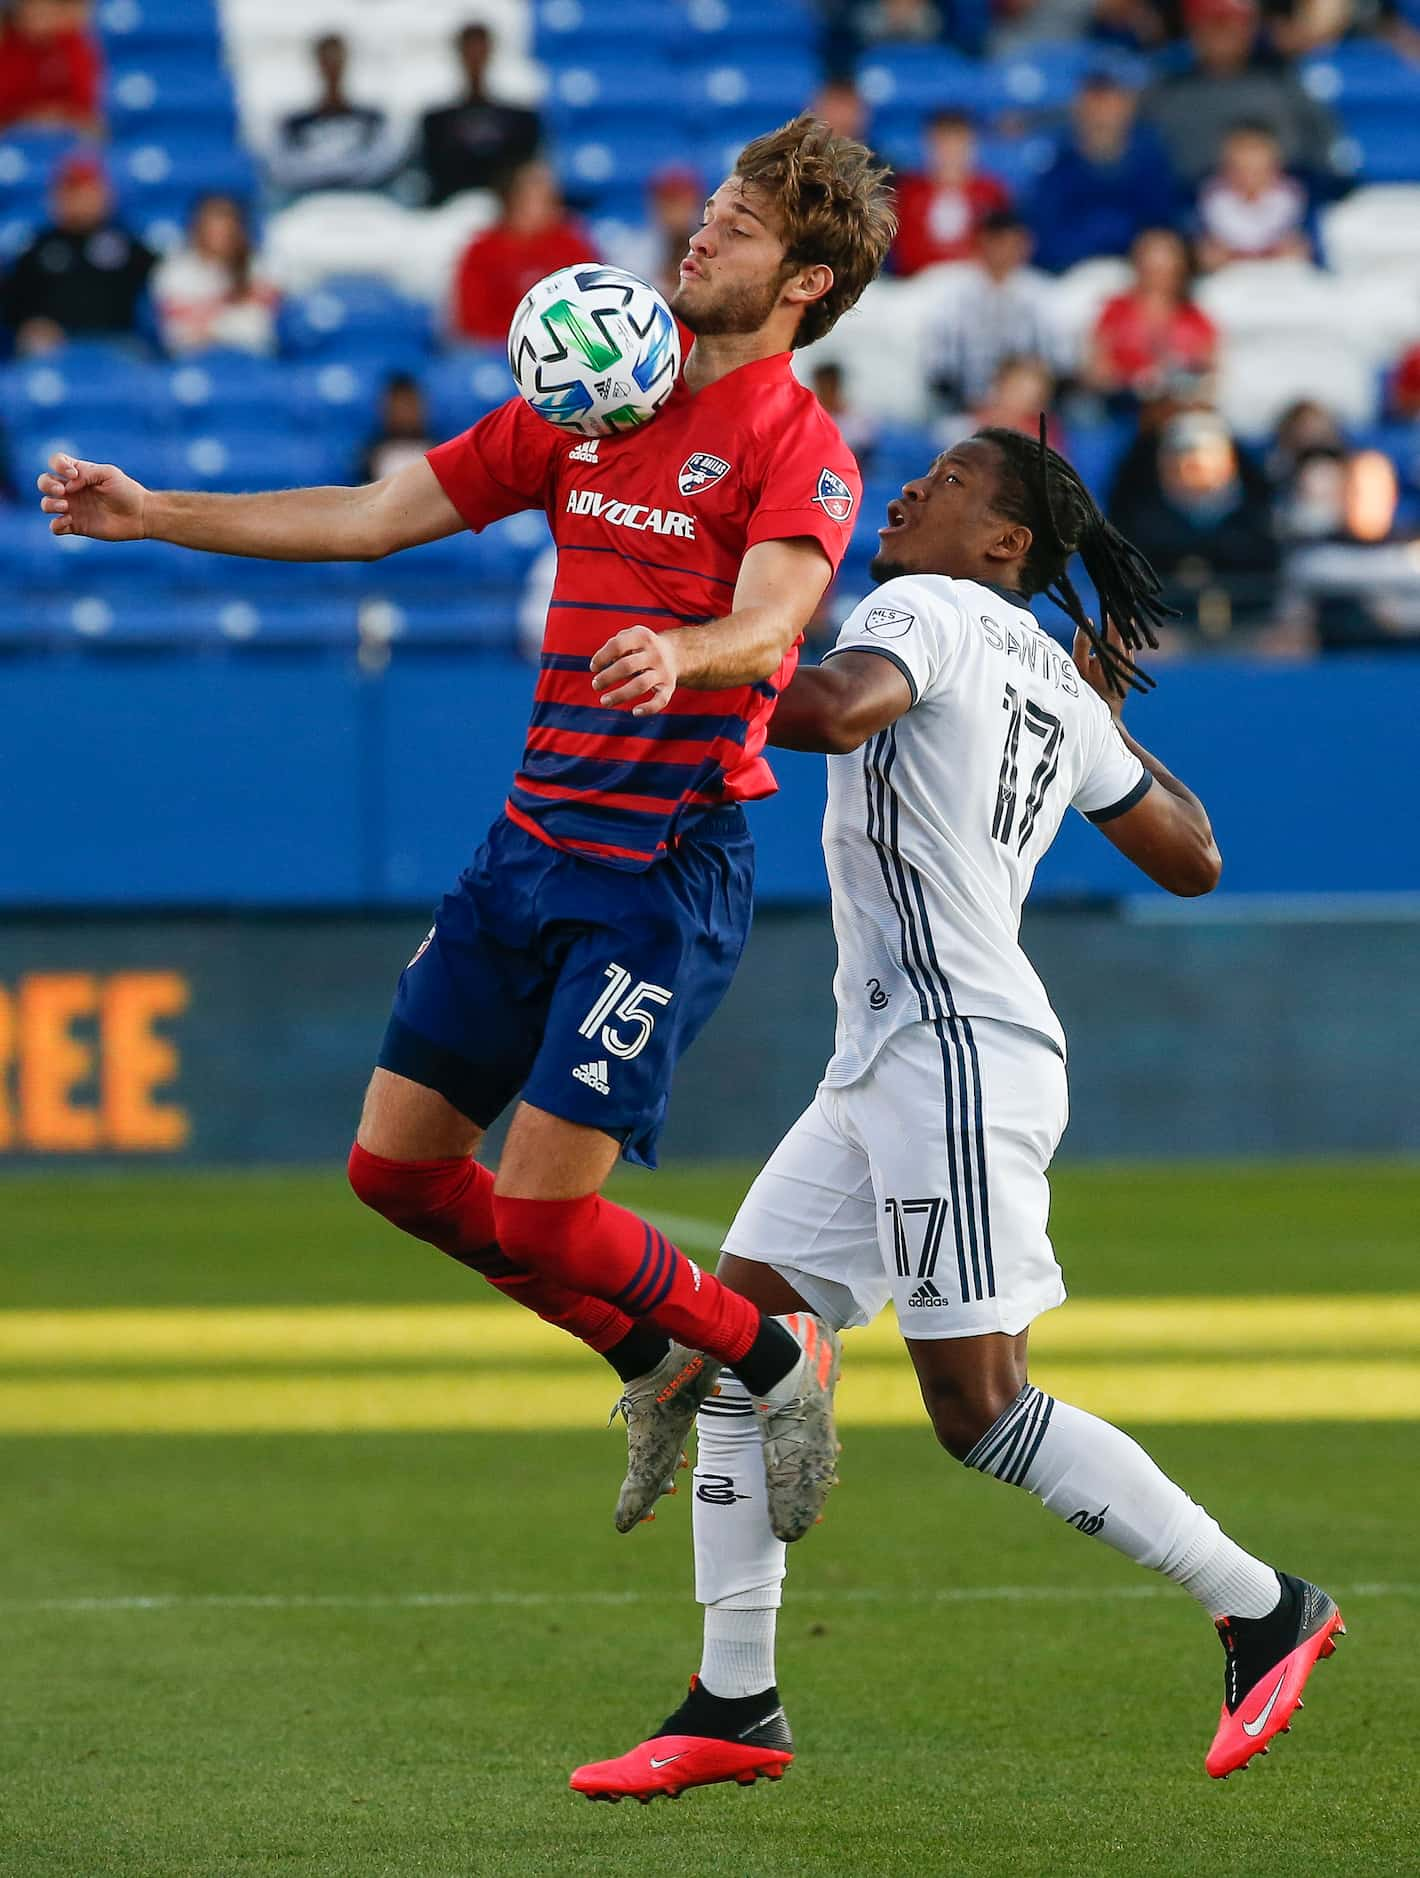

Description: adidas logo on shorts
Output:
[572,1059,610,1095]
[906,1278,950,1309]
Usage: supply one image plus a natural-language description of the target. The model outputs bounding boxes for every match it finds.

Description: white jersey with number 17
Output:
[817,574,1151,1084]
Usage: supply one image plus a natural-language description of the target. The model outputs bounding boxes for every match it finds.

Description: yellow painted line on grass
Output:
[0,1357,1416,1434]
[2,1295,1418,1368]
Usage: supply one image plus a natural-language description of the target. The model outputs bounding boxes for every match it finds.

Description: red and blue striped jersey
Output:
[426,349,860,870]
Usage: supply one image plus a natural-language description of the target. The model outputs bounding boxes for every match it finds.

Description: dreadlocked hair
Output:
[975,417,1172,696]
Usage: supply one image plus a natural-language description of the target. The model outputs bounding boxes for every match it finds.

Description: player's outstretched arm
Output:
[1075,626,1222,898]
[36,453,464,562]
[590,538,832,715]
[766,650,914,754]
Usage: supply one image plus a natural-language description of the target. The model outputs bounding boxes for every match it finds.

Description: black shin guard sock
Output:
[604,1324,671,1385]
[733,1317,800,1396]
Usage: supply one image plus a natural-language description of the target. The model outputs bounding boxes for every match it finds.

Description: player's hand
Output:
[590,625,680,716]
[1072,621,1133,719]
[36,453,148,541]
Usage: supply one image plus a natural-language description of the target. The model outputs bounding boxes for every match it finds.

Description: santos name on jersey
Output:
[818,574,1151,1083]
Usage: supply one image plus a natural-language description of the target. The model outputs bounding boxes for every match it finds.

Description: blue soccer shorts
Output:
[377,806,754,1168]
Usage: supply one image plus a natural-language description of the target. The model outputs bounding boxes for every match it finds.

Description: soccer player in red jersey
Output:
[37,117,897,1541]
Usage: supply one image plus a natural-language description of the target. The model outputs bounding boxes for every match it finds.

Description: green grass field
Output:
[4,1162,1417,1877]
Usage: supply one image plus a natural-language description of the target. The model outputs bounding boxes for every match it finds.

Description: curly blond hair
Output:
[734,114,897,348]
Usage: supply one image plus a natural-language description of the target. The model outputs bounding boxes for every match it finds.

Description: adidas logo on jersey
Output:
[568,438,600,463]
[906,1279,951,1309]
[572,1059,610,1095]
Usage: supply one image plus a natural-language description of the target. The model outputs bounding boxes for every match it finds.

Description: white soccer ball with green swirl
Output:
[507,264,681,437]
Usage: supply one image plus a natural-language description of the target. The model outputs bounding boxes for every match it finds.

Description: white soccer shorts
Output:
[722,1015,1069,1341]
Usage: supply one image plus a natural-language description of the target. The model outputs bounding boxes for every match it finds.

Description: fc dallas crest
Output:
[678,452,731,496]
[813,466,855,522]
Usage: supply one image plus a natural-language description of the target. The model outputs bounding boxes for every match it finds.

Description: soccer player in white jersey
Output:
[571,424,1344,1802]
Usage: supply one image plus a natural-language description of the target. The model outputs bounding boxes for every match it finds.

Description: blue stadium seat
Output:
[167,431,355,493]
[97,0,223,52]
[278,278,434,365]
[423,349,515,439]
[0,127,84,199]
[560,131,683,199]
[1337,109,1420,184]
[533,1,682,56]
[686,58,821,121]
[178,595,362,645]
[1302,41,1420,106]
[111,135,258,206]
[345,590,526,649]
[0,347,168,431]
[679,0,817,39]
[163,353,293,429]
[984,42,1116,114]
[14,425,173,495]
[105,62,237,138]
[857,46,983,115]
[544,57,677,123]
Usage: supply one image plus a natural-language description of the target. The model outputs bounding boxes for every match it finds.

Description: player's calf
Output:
[347,1143,661,1378]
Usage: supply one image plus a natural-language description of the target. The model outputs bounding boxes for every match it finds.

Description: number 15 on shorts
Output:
[578,963,674,1061]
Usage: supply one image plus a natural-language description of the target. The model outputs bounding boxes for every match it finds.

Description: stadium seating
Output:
[5,0,1420,659]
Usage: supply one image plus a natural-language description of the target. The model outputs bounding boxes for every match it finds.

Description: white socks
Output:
[965,1385,1280,1619]
[690,1374,1281,1701]
[692,1373,785,1697]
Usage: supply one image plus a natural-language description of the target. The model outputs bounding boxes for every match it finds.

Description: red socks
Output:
[492,1190,764,1369]
[347,1143,634,1354]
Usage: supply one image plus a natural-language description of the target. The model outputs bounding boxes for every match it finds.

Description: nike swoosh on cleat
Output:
[1241,1672,1288,1737]
[648,1753,687,1769]
[738,1707,785,1739]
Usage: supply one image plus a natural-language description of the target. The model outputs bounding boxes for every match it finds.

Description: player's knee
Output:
[919,1371,1023,1463]
[347,1141,458,1237]
[491,1190,599,1281]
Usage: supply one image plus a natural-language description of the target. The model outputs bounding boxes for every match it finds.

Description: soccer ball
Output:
[507,264,681,438]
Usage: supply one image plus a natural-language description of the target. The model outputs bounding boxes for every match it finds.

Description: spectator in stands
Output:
[1028,69,1182,273]
[970,354,1067,451]
[1275,446,1419,650]
[811,360,879,470]
[604,164,702,301]
[419,21,541,207]
[0,151,153,354]
[855,0,945,41]
[0,0,100,137]
[453,160,597,345]
[809,77,869,144]
[1267,397,1346,484]
[1090,0,1171,52]
[150,195,278,358]
[359,372,435,483]
[1113,408,1280,637]
[1388,335,1420,419]
[925,210,1063,411]
[1143,0,1339,187]
[1086,227,1218,404]
[266,33,405,197]
[989,0,1096,55]
[892,111,1011,277]
[1195,123,1310,270]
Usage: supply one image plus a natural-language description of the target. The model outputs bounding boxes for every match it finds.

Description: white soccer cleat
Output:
[752,1312,842,1543]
